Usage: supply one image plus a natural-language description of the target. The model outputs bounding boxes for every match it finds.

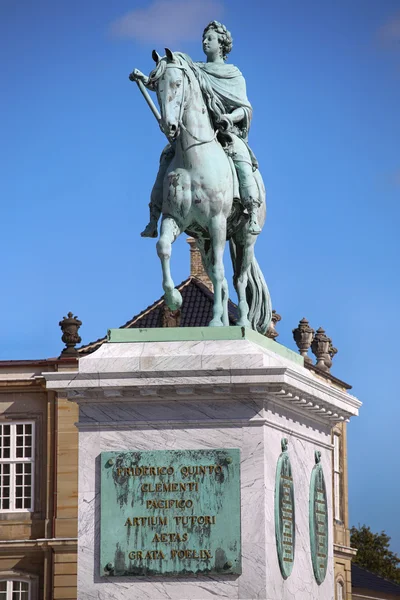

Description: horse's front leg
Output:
[208,215,227,327]
[156,217,182,310]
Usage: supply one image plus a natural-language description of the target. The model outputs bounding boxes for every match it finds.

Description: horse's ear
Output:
[165,47,175,62]
[152,49,161,64]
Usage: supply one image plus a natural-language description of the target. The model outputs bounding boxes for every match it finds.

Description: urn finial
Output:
[292,318,314,364]
[311,327,337,372]
[266,310,281,340]
[59,312,82,358]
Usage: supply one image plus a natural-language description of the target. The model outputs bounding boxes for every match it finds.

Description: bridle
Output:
[161,63,217,146]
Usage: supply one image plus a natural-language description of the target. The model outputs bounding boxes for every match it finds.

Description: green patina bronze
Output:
[128,21,272,334]
[274,438,295,579]
[100,448,241,577]
[107,326,304,366]
[309,450,329,584]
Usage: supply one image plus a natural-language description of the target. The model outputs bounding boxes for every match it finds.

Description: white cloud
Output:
[378,10,400,46]
[110,0,224,45]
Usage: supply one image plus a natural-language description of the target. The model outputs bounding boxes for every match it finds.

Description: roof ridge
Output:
[78,275,240,355]
[78,277,193,354]
[120,276,192,330]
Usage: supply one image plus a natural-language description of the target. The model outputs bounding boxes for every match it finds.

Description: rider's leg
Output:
[235,158,262,235]
[141,145,175,238]
[230,137,261,235]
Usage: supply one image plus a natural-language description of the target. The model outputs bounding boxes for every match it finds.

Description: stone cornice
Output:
[333,543,357,558]
[0,538,77,552]
[42,331,361,425]
[43,366,360,424]
[0,378,44,389]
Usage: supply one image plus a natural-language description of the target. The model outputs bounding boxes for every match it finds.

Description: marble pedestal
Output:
[44,327,360,600]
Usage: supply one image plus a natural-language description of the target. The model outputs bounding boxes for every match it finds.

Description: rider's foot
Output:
[141,221,158,238]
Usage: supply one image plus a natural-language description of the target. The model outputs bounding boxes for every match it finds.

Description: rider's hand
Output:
[129,69,147,84]
[217,114,234,132]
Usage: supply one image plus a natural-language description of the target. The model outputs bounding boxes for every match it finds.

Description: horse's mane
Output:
[149,53,225,125]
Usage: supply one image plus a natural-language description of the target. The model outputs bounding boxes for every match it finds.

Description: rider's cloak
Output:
[197,62,257,169]
[197,62,252,140]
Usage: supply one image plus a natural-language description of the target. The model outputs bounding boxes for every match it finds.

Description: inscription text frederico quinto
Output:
[100,449,241,576]
[118,463,223,561]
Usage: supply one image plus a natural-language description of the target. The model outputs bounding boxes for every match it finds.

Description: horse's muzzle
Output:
[164,121,180,141]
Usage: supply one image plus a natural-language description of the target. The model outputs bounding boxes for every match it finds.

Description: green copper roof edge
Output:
[107,327,303,366]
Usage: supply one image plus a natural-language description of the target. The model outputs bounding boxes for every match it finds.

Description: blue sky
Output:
[1,0,400,552]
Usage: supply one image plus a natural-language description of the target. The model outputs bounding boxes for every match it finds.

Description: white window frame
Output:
[333,432,341,521]
[0,578,31,599]
[0,421,35,512]
[336,578,345,600]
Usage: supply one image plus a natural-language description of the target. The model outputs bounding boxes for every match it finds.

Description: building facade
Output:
[0,358,78,599]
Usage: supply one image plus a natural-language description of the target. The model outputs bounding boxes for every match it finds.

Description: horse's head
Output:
[151,48,189,141]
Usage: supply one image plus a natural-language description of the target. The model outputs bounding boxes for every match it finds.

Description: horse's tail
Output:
[229,239,272,335]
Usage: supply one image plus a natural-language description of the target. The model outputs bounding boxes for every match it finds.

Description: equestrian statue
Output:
[129,21,271,333]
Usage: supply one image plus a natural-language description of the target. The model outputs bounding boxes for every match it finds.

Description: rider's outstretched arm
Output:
[129,69,156,91]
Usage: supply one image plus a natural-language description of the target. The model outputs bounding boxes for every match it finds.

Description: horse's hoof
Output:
[236,320,251,329]
[209,318,224,327]
[165,289,182,311]
[141,223,158,238]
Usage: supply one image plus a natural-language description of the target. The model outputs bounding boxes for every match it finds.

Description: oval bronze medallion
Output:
[309,450,328,584]
[274,438,295,579]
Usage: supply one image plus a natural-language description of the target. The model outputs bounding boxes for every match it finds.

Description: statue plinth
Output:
[43,327,360,599]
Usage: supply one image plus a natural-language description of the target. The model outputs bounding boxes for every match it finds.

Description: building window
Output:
[0,422,34,512]
[0,579,30,599]
[333,432,341,521]
[336,579,345,600]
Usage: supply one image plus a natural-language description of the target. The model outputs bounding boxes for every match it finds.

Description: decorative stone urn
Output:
[266,310,282,340]
[311,327,337,372]
[59,312,82,357]
[292,318,314,364]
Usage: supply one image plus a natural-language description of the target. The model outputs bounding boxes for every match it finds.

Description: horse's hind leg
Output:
[232,235,256,328]
[156,217,182,310]
[221,279,229,326]
[208,215,227,327]
[196,238,229,326]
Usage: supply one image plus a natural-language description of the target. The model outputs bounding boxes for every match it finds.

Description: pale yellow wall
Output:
[333,421,356,599]
[53,552,77,600]
[54,396,78,538]
[0,364,78,600]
